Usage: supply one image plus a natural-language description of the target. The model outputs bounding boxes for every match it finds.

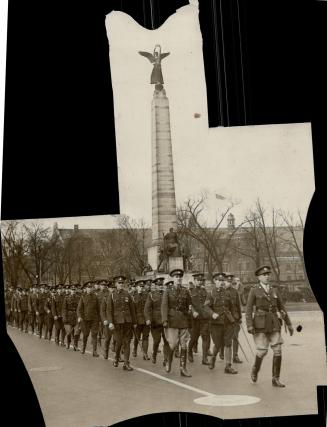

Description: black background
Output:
[1,0,326,426]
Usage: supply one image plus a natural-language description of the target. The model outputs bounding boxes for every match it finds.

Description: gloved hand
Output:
[193,311,199,318]
[109,323,115,330]
[287,325,294,336]
[212,313,219,320]
[146,320,151,326]
[163,321,168,328]
[77,317,82,323]
[54,316,58,320]
[103,320,109,326]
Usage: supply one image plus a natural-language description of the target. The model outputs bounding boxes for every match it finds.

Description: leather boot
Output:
[73,335,79,351]
[224,347,237,373]
[180,349,192,377]
[92,340,99,357]
[66,336,71,350]
[202,356,209,365]
[165,348,174,373]
[225,363,238,374]
[272,355,285,387]
[132,345,137,357]
[113,356,119,367]
[209,355,216,370]
[251,355,263,383]
[152,349,157,364]
[233,355,243,364]
[81,339,87,354]
[123,361,133,371]
[103,346,109,359]
[193,342,198,354]
[188,346,194,363]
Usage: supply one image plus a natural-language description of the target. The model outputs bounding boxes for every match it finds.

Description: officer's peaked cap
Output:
[255,265,271,276]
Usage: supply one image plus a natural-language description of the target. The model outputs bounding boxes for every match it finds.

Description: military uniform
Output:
[225,277,243,364]
[106,276,137,370]
[28,289,37,334]
[51,288,66,346]
[77,285,101,356]
[62,288,80,350]
[188,274,210,365]
[10,291,19,327]
[17,289,29,333]
[246,265,293,387]
[204,273,237,373]
[132,281,150,359]
[144,281,169,364]
[96,283,108,347]
[161,269,192,376]
[100,285,116,359]
[44,290,54,340]
[35,289,48,338]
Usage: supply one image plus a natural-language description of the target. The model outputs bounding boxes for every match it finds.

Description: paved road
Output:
[7,311,327,427]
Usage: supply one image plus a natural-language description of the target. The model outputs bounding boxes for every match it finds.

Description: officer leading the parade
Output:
[246,265,294,387]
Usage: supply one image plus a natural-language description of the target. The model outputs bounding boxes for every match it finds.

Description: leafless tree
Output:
[177,194,242,278]
[116,215,149,276]
[278,209,308,284]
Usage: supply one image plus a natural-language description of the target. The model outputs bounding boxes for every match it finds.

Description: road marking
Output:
[10,326,261,406]
[194,395,260,406]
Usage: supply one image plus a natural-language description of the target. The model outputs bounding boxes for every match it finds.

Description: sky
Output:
[0,1,315,231]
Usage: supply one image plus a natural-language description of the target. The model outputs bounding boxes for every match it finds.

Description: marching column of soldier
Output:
[4,265,294,387]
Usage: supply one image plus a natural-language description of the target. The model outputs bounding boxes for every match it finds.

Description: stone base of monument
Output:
[147,245,184,274]
[168,256,184,272]
[147,245,160,271]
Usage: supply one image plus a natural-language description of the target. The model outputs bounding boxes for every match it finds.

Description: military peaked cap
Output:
[255,265,271,276]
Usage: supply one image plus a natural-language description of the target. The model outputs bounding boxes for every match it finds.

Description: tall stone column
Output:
[151,86,177,244]
[139,46,182,272]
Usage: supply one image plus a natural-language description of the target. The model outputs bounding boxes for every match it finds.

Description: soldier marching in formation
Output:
[4,264,294,387]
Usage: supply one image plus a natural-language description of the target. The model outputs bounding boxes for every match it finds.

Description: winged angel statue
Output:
[139,44,170,85]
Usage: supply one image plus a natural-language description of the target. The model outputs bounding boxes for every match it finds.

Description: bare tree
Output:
[278,209,308,284]
[177,194,242,278]
[116,215,149,276]
[231,210,264,269]
[1,220,30,287]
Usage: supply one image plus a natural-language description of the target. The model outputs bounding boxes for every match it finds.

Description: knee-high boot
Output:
[272,355,285,387]
[180,348,192,377]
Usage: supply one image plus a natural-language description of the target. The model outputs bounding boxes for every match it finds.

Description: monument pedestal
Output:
[147,245,160,272]
[168,256,184,272]
[147,244,183,273]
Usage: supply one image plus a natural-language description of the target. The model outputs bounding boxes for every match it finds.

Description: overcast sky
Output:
[2,2,314,231]
[104,2,315,227]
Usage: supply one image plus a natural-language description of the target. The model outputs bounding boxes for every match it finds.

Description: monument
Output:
[139,45,183,273]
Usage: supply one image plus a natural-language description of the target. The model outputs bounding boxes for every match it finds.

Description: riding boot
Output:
[251,355,263,383]
[103,343,109,359]
[142,338,150,360]
[187,345,194,363]
[224,346,238,374]
[92,338,99,357]
[66,335,71,350]
[193,342,198,354]
[180,349,192,377]
[165,347,174,373]
[81,338,87,354]
[272,355,285,387]
[132,342,137,357]
[73,335,79,351]
[123,361,133,371]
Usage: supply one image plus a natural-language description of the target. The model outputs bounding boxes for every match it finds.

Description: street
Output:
[7,310,327,427]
